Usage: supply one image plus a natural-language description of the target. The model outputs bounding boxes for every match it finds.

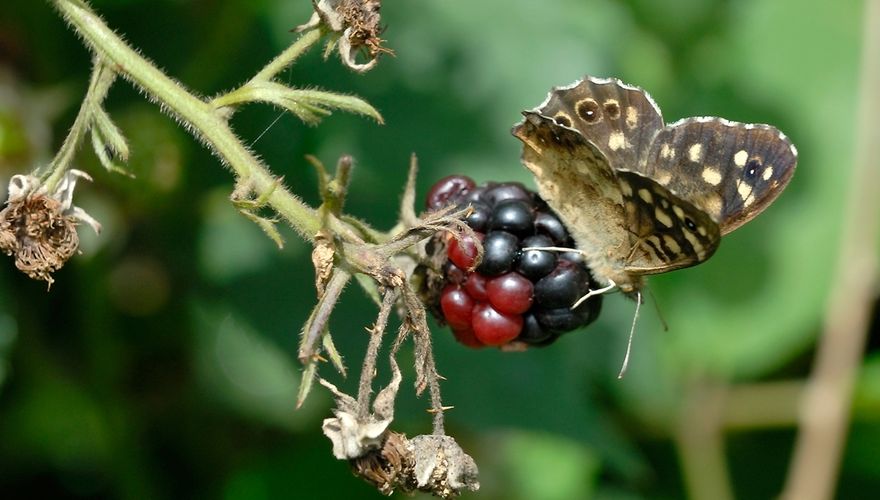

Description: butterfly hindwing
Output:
[638,118,798,235]
[536,76,665,171]
[617,171,720,275]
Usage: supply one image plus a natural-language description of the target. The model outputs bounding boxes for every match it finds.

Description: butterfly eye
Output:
[684,217,697,231]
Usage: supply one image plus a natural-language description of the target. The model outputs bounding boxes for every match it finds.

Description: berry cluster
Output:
[422,175,603,348]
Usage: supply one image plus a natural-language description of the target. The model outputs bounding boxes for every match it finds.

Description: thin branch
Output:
[356,289,399,418]
[299,268,352,363]
[781,1,880,498]
[52,0,325,240]
[251,27,324,83]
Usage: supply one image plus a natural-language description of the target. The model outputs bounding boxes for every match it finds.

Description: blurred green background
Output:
[0,0,876,498]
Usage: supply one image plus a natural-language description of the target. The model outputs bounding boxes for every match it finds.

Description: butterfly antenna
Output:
[617,290,642,379]
[646,285,669,332]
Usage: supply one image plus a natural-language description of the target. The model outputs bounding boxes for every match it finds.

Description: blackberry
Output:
[419,175,603,348]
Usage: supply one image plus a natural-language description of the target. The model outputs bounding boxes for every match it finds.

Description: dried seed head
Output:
[0,170,100,286]
[295,0,391,72]
[0,194,79,285]
[409,434,480,498]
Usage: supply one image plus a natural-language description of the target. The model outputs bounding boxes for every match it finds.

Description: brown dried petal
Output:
[350,431,414,495]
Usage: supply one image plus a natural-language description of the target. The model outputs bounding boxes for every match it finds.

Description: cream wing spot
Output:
[608,131,627,151]
[655,207,674,228]
[703,193,723,220]
[655,171,672,186]
[660,143,674,159]
[625,106,638,128]
[744,194,756,208]
[763,165,774,180]
[672,204,685,220]
[701,167,722,186]
[734,150,748,167]
[638,188,653,204]
[620,180,633,197]
[688,144,703,162]
[738,182,753,201]
[681,229,703,258]
[662,235,681,255]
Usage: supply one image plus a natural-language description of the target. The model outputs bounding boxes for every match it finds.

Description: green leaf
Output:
[91,105,129,161]
[90,128,133,177]
[287,89,384,124]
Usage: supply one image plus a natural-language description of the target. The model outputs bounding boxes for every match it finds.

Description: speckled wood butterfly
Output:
[512,76,797,296]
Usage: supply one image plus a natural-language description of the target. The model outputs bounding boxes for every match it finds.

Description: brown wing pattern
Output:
[535,76,666,171]
[638,118,798,235]
[617,171,720,275]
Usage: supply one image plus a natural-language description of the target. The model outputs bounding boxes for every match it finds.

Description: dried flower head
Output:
[296,0,392,72]
[320,360,479,497]
[0,170,101,286]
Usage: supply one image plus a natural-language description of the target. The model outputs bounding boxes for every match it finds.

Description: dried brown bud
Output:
[0,194,79,285]
[0,170,100,287]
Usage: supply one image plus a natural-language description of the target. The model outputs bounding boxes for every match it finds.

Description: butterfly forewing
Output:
[537,77,665,171]
[638,118,798,235]
[617,171,720,275]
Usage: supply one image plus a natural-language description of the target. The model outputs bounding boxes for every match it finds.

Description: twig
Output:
[357,289,399,418]
[781,2,880,498]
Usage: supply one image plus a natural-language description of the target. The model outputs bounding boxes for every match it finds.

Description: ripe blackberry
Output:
[419,175,603,348]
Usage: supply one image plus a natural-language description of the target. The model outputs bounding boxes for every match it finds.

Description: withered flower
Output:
[296,0,391,72]
[321,359,479,497]
[0,170,101,286]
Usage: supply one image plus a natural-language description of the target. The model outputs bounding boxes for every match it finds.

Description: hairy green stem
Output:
[52,0,324,239]
[252,27,324,83]
[42,56,113,191]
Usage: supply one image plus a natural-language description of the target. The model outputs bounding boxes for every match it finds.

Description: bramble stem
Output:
[52,0,324,240]
[252,28,324,84]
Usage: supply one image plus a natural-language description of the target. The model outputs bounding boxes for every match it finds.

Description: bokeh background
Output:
[0,0,876,498]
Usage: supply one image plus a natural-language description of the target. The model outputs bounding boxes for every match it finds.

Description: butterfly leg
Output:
[520,245,583,254]
[571,280,617,309]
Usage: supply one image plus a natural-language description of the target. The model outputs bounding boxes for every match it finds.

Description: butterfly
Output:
[512,76,798,297]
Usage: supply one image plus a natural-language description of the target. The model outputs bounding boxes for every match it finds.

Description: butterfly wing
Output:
[617,171,720,275]
[512,111,638,289]
[637,118,798,235]
[535,76,666,170]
